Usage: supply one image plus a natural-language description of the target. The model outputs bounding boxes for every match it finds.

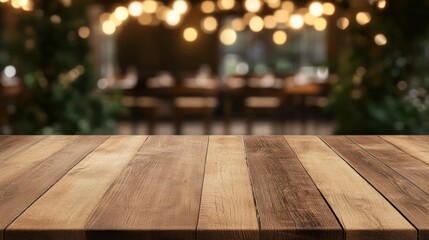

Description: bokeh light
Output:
[289,14,304,29]
[217,0,234,10]
[201,16,218,33]
[128,1,143,17]
[142,0,157,14]
[309,2,323,17]
[201,0,215,14]
[356,12,371,25]
[273,30,287,45]
[78,26,90,39]
[314,17,327,31]
[249,15,264,32]
[322,2,335,15]
[244,0,262,13]
[263,15,277,29]
[173,0,189,14]
[337,17,349,30]
[374,33,387,46]
[220,28,237,45]
[102,20,116,35]
[183,27,198,42]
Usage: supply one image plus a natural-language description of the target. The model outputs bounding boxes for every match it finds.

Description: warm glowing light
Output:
[322,2,335,15]
[289,14,304,29]
[273,30,287,45]
[314,17,327,31]
[231,18,245,31]
[114,6,129,21]
[128,1,143,17]
[356,12,371,25]
[309,2,323,17]
[377,0,386,9]
[244,0,262,13]
[263,15,276,29]
[281,1,295,12]
[173,0,189,14]
[249,15,264,32]
[142,0,157,14]
[217,0,235,10]
[201,0,215,14]
[102,20,116,35]
[304,13,315,25]
[374,33,387,46]
[0,0,8,3]
[243,12,255,24]
[109,13,123,26]
[336,17,349,29]
[78,26,90,39]
[138,14,153,25]
[220,28,237,45]
[274,9,289,23]
[183,27,198,42]
[201,16,218,33]
[166,9,181,26]
[3,65,16,78]
[265,0,280,9]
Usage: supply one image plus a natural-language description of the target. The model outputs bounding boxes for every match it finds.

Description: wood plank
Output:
[197,136,259,240]
[85,136,208,240]
[0,136,108,240]
[349,136,429,196]
[381,136,429,165]
[285,136,416,240]
[244,136,342,240]
[322,136,429,240]
[0,136,79,191]
[6,136,147,240]
[0,136,46,161]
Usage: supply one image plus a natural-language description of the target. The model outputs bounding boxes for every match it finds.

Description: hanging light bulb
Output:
[201,16,218,33]
[220,28,237,45]
[289,14,304,29]
[183,27,198,42]
[244,0,262,13]
[173,0,189,14]
[309,1,323,17]
[128,1,143,17]
[249,15,264,32]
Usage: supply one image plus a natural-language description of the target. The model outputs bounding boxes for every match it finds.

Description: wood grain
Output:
[0,136,108,240]
[7,136,147,240]
[350,136,429,196]
[85,136,208,240]
[382,135,429,165]
[322,136,429,240]
[0,136,45,162]
[286,136,416,240]
[198,136,259,240]
[244,136,342,240]
[0,136,78,191]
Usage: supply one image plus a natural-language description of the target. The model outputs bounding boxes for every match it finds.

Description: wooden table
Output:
[0,135,428,240]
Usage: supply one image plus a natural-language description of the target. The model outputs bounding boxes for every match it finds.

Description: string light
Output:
[249,15,264,32]
[217,0,234,10]
[201,16,218,33]
[201,0,215,14]
[322,2,335,15]
[220,28,237,45]
[289,14,304,29]
[314,17,327,31]
[128,1,143,17]
[273,30,287,45]
[356,12,371,25]
[142,0,157,14]
[165,9,181,26]
[183,27,198,42]
[231,18,246,31]
[309,2,323,17]
[337,17,349,30]
[263,15,277,29]
[102,20,116,35]
[374,33,387,46]
[244,0,262,13]
[114,6,129,21]
[173,0,189,15]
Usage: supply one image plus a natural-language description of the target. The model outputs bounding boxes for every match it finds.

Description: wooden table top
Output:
[0,135,428,240]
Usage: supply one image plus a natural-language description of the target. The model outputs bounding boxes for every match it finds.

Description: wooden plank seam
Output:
[289,136,346,240]
[1,136,110,240]
[319,136,420,238]
[241,136,262,240]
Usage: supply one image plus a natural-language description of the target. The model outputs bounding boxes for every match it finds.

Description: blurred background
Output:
[0,0,428,135]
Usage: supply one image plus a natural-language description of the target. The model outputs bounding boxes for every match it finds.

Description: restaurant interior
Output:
[0,0,428,135]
